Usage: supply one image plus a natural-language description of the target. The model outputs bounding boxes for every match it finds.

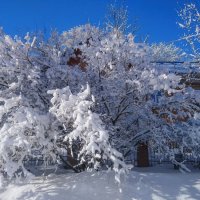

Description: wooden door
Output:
[137,142,149,167]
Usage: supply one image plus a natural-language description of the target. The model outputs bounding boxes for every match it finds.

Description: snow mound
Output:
[0,168,200,200]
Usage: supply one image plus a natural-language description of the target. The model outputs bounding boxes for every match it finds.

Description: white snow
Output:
[0,166,200,200]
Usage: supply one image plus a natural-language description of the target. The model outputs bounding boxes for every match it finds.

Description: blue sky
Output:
[0,0,188,43]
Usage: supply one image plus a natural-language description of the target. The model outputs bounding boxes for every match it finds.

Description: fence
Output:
[22,155,68,168]
[124,148,200,167]
[21,149,200,169]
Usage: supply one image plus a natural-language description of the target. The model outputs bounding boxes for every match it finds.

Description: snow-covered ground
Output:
[0,165,200,200]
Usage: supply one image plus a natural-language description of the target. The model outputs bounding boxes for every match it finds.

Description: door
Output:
[137,142,149,167]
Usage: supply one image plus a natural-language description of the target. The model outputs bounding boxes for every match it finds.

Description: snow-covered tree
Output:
[0,85,130,182]
[0,98,57,179]
[48,85,130,177]
[69,25,200,168]
[0,20,200,182]
[0,27,130,182]
[178,3,200,60]
[105,1,138,36]
[150,42,185,62]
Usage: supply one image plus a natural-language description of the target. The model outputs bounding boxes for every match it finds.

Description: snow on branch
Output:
[178,3,200,59]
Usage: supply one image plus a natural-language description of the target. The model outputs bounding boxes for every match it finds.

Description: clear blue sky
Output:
[0,0,189,43]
